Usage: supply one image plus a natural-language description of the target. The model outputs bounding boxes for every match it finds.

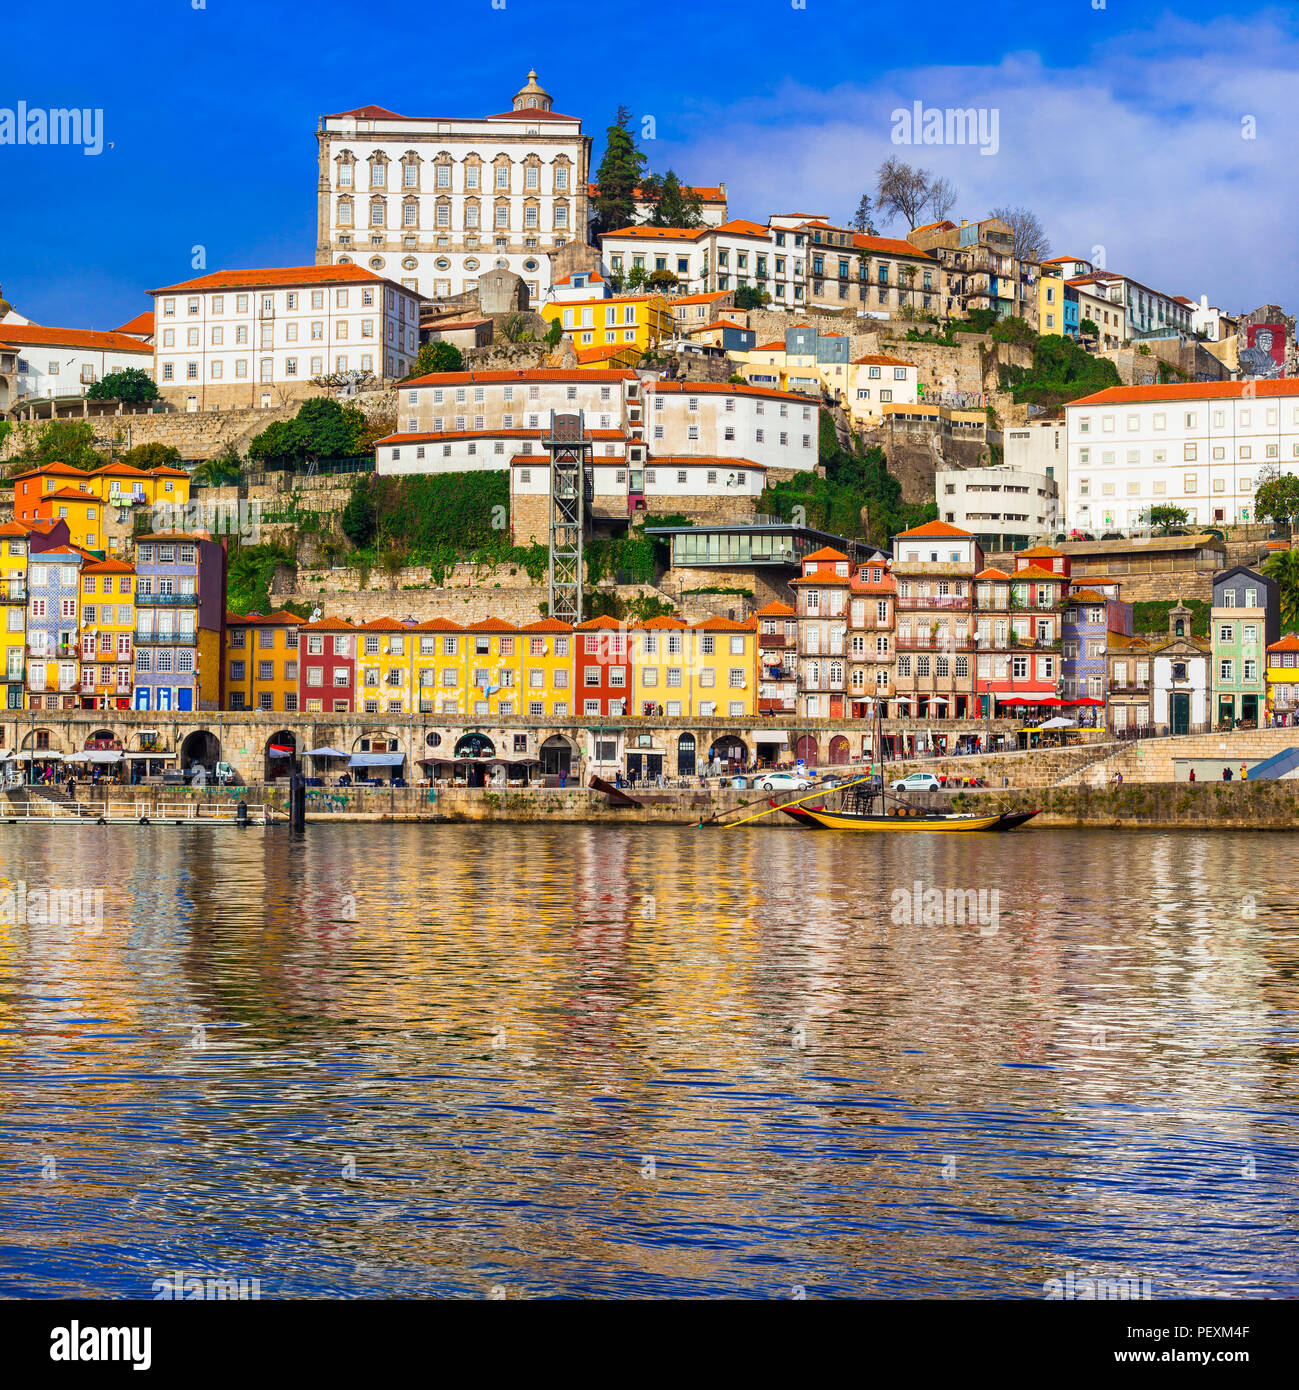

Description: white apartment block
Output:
[936,465,1059,548]
[1005,419,1068,510]
[316,73,589,305]
[0,324,152,407]
[647,381,817,473]
[149,265,420,409]
[1065,380,1299,530]
[1069,270,1194,341]
[600,226,711,293]
[586,182,728,229]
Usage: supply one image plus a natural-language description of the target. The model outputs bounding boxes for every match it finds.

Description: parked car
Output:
[890,772,942,793]
[757,771,814,792]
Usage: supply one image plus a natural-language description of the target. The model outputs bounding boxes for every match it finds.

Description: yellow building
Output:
[10,462,90,526]
[1038,272,1069,337]
[541,294,672,358]
[225,611,302,713]
[0,521,30,710]
[736,337,820,395]
[631,616,689,717]
[1265,634,1299,727]
[87,462,191,508]
[413,619,467,716]
[466,618,522,718]
[519,618,574,718]
[688,616,758,718]
[79,558,135,709]
[356,617,416,716]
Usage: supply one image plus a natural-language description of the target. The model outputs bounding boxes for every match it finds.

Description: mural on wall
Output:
[1247,323,1287,371]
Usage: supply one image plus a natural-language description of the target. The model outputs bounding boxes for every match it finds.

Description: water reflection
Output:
[0,824,1297,1298]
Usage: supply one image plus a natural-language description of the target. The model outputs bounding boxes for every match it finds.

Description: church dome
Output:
[512,70,552,112]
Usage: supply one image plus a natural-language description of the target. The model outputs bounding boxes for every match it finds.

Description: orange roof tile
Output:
[9,461,90,481]
[754,601,796,616]
[151,264,399,295]
[714,219,769,238]
[576,614,627,629]
[976,566,1011,580]
[894,520,975,539]
[1267,634,1299,652]
[520,617,573,632]
[1071,379,1299,406]
[1016,544,1065,557]
[1013,564,1064,582]
[636,616,688,629]
[467,617,518,632]
[598,225,709,242]
[411,618,463,631]
[692,615,753,631]
[115,311,155,336]
[673,291,733,306]
[402,367,637,389]
[650,379,815,406]
[803,546,849,562]
[851,233,936,259]
[298,616,356,630]
[0,324,150,354]
[355,616,411,631]
[37,487,99,503]
[853,353,915,367]
[81,558,135,575]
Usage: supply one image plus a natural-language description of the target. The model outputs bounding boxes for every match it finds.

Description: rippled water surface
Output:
[1,823,1298,1299]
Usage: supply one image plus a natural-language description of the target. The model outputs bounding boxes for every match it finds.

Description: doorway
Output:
[1172,691,1191,736]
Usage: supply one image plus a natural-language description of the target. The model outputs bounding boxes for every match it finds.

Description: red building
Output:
[575,614,630,717]
[298,616,357,714]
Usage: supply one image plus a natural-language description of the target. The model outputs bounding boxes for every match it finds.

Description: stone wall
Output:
[1099,338,1230,386]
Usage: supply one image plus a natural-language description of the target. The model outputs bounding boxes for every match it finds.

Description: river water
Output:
[1,822,1297,1299]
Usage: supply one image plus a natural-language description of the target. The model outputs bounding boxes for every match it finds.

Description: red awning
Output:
[1071,697,1105,706]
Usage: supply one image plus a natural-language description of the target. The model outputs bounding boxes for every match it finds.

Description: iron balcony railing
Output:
[136,592,198,606]
[1,586,27,604]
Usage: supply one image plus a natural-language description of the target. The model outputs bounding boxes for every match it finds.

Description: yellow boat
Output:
[796,804,1030,832]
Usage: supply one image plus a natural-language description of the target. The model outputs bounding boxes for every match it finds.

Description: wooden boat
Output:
[767,796,827,828]
[797,803,1037,833]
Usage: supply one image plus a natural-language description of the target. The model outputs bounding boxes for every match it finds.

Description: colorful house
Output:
[298,617,357,715]
[575,615,631,719]
[754,601,798,714]
[356,618,415,716]
[412,619,466,716]
[520,618,574,718]
[131,532,225,711]
[631,615,690,717]
[466,619,521,718]
[972,562,1065,716]
[10,462,91,525]
[1265,634,1299,728]
[26,545,85,710]
[690,616,757,718]
[31,487,103,553]
[541,294,672,359]
[225,611,302,713]
[78,559,135,709]
[1210,565,1279,729]
[792,546,854,719]
[1062,580,1131,704]
[0,521,31,710]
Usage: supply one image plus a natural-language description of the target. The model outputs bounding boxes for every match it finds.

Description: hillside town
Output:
[3,71,1299,787]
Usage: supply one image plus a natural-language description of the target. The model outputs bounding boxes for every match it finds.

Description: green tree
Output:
[1255,474,1299,532]
[85,367,160,403]
[1079,317,1099,337]
[998,332,1121,409]
[247,419,298,466]
[647,269,678,292]
[625,264,648,291]
[642,170,704,228]
[1144,503,1190,534]
[733,285,769,310]
[1263,548,1299,630]
[341,477,378,548]
[119,442,181,470]
[192,442,243,487]
[590,105,646,236]
[851,194,878,235]
[406,341,464,378]
[9,418,105,471]
[544,316,564,348]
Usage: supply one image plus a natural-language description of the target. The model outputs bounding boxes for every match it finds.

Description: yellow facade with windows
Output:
[465,620,523,718]
[519,619,574,719]
[356,619,416,717]
[225,612,301,713]
[0,523,30,704]
[541,294,671,357]
[79,559,135,708]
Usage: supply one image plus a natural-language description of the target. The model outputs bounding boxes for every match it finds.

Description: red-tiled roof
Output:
[1071,379,1299,406]
[576,614,627,629]
[37,487,99,503]
[520,618,573,632]
[9,461,88,481]
[1014,564,1064,582]
[115,311,155,336]
[411,618,463,631]
[81,558,135,575]
[587,183,726,203]
[0,324,150,353]
[355,616,411,631]
[692,616,755,631]
[227,609,301,625]
[853,353,915,367]
[402,367,637,388]
[598,225,709,242]
[714,219,769,238]
[851,233,935,259]
[803,546,849,562]
[976,566,1011,580]
[151,264,397,295]
[894,520,975,539]
[650,379,816,406]
[298,616,356,630]
[1267,634,1299,652]
[467,617,518,632]
[485,109,580,122]
[636,616,688,629]
[754,601,795,616]
[322,104,410,120]
[673,291,732,306]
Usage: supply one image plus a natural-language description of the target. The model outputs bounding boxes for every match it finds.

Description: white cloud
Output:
[652,13,1299,313]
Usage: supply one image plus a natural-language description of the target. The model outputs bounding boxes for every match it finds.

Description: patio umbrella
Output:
[303,746,349,758]
[1040,716,1076,729]
[1072,697,1105,707]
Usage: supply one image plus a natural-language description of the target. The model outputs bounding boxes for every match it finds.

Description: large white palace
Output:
[315,72,590,308]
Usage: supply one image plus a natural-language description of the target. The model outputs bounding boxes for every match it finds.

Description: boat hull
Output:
[799,807,1036,833]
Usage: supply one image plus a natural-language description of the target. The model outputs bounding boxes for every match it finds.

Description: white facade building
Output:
[149,265,420,409]
[1005,419,1068,517]
[1065,380,1299,530]
[0,325,152,405]
[1068,271,1194,341]
[935,465,1059,549]
[316,73,589,305]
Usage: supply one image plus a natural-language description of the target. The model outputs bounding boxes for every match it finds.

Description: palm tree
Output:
[1263,547,1299,630]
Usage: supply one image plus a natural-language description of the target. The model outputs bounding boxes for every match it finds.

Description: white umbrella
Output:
[1040,716,1076,729]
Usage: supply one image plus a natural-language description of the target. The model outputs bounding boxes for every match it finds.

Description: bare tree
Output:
[928,177,959,222]
[989,205,1052,263]
[875,158,936,230]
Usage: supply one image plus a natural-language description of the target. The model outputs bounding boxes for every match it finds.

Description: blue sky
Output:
[4,0,1297,328]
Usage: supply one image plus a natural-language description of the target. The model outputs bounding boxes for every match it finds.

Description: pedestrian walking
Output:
[1188,768,1196,783]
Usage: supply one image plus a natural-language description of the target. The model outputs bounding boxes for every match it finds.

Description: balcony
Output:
[896,637,975,651]
[134,630,195,645]
[895,593,971,609]
[28,644,77,660]
[759,633,793,649]
[1,586,27,604]
[136,591,198,606]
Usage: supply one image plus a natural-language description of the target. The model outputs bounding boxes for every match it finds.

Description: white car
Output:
[758,771,814,792]
[890,772,942,793]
